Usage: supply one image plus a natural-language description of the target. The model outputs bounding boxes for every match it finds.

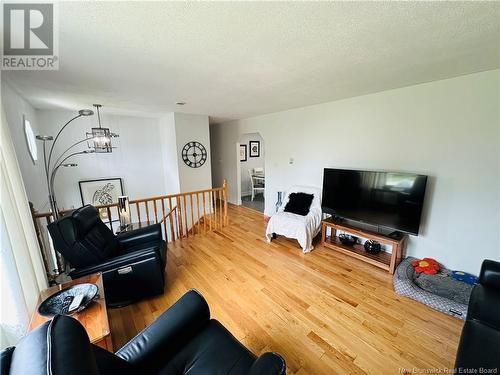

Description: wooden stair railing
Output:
[31,181,229,279]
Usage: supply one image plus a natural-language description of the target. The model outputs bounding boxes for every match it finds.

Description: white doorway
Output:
[238,133,265,212]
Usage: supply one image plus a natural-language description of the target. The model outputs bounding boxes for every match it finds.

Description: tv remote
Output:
[68,294,85,313]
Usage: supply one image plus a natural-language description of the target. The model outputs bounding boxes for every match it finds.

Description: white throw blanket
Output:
[265,185,322,252]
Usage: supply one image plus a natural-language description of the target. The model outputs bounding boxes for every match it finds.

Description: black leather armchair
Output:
[455,259,500,372]
[1,290,286,375]
[48,205,166,306]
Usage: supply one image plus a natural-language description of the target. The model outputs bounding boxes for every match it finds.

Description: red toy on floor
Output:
[411,258,440,275]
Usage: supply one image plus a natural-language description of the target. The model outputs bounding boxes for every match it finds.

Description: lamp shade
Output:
[90,127,112,153]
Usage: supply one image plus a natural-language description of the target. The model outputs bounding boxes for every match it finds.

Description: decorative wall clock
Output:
[182,141,207,168]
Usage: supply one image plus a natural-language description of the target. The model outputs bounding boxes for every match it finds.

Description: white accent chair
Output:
[265,185,322,253]
[248,168,265,201]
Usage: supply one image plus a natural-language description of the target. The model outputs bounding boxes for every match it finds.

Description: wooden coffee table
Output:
[28,273,113,351]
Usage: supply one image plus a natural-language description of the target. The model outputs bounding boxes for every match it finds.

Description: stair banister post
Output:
[223,179,228,226]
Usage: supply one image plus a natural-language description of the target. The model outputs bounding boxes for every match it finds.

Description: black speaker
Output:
[364,240,381,254]
[338,234,357,246]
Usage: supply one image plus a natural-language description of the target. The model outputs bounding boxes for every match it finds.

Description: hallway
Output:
[241,194,264,213]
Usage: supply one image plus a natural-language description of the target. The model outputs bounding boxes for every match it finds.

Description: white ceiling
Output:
[4,1,500,123]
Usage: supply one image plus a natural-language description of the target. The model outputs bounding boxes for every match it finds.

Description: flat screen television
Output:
[322,168,428,235]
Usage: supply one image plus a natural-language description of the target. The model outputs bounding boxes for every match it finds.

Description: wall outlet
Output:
[289,157,294,164]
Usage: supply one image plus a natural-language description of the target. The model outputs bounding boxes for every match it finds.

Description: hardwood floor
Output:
[108,204,464,374]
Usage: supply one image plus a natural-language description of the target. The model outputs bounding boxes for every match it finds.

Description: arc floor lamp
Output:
[36,105,119,276]
[36,104,119,220]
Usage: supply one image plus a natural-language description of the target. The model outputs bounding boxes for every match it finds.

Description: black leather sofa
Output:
[1,290,286,375]
[48,205,166,306]
[455,259,500,371]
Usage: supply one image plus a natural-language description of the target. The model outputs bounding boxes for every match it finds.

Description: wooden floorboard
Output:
[109,204,463,374]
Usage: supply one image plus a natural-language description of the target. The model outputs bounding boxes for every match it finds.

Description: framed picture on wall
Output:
[249,141,260,158]
[79,178,124,222]
[240,144,247,162]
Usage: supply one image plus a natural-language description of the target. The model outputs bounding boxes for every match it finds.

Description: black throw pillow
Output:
[284,192,314,216]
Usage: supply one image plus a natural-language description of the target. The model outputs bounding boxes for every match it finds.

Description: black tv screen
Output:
[322,168,428,235]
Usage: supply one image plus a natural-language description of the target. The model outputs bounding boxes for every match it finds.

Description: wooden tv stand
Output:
[321,219,408,274]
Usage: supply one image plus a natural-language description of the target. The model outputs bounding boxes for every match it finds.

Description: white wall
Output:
[211,123,239,196]
[1,108,47,348]
[174,113,212,192]
[2,82,48,209]
[210,69,500,274]
[159,113,181,194]
[34,109,167,211]
[239,133,265,196]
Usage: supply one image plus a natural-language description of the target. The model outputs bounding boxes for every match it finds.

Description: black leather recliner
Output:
[1,290,286,375]
[455,259,500,371]
[48,205,167,306]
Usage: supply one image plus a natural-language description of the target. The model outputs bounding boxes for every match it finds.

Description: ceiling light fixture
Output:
[87,104,119,153]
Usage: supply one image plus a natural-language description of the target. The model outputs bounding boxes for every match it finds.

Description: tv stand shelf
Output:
[321,219,408,274]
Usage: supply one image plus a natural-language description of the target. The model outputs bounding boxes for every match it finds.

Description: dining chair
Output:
[248,169,265,201]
